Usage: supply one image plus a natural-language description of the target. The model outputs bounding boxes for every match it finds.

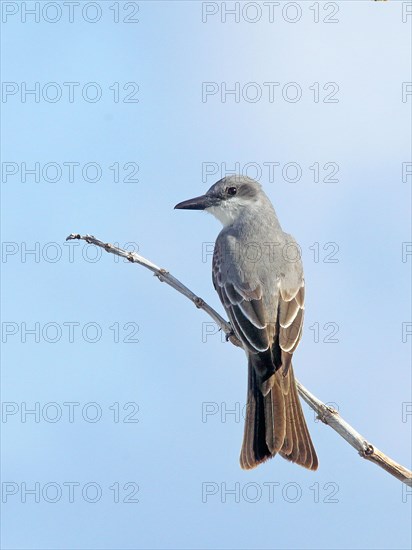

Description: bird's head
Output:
[174,175,263,226]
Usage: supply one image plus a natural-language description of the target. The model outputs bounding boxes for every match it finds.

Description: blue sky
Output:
[1,1,411,549]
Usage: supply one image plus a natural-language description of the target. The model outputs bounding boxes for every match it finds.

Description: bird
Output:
[175,175,318,471]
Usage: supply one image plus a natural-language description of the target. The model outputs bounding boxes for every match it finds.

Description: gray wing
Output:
[213,233,305,369]
[278,279,305,373]
[212,235,270,354]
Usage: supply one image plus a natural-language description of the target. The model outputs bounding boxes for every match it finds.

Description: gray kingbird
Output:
[175,175,318,470]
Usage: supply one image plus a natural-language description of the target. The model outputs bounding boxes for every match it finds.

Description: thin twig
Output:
[66,233,412,487]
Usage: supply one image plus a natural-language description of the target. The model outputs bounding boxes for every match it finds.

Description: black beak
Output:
[174,194,212,210]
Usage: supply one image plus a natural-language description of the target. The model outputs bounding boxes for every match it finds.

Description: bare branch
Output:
[66,233,412,487]
[295,382,412,486]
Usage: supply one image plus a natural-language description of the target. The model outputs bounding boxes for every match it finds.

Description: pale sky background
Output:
[1,1,411,549]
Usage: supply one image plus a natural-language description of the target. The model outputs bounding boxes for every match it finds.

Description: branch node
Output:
[360,443,375,457]
[154,268,169,282]
[127,253,135,263]
[194,296,205,309]
[316,404,333,424]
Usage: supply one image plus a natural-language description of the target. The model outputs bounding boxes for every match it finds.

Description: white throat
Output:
[206,199,245,227]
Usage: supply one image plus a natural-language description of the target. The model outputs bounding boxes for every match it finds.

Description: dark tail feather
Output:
[240,356,318,471]
[279,367,318,470]
[240,356,272,469]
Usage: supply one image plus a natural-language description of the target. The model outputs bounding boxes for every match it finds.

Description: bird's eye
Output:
[226,186,237,196]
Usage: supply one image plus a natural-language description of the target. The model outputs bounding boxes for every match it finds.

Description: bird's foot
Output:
[225,328,235,342]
